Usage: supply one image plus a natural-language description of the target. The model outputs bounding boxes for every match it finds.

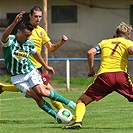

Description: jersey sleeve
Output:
[127,40,133,48]
[42,29,50,45]
[1,35,14,47]
[93,45,101,55]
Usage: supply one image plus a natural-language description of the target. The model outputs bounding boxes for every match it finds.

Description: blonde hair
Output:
[116,22,132,37]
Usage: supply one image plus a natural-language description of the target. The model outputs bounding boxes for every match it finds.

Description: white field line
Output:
[0,97,24,101]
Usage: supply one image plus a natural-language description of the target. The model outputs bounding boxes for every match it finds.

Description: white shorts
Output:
[11,69,43,96]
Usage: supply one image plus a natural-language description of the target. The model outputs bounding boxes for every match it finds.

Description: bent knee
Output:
[38,88,50,97]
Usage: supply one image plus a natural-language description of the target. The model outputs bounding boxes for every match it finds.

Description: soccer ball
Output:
[56,108,73,124]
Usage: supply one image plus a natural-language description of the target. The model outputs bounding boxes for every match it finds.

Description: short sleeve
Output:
[1,35,15,47]
[93,45,101,55]
[42,29,50,44]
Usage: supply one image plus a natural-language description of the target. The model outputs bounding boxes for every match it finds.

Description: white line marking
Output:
[0,97,24,101]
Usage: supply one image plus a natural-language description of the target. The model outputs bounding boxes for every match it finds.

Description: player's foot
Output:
[0,83,4,94]
[54,115,75,124]
[62,122,82,129]
[71,115,76,122]
[67,101,76,110]
[55,118,62,124]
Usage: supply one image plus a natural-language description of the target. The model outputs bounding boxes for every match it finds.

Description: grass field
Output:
[0,76,133,133]
[1,91,133,133]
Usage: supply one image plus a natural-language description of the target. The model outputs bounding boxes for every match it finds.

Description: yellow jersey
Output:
[29,25,50,68]
[97,37,133,75]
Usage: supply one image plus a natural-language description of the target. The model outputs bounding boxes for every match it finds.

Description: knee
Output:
[38,87,50,97]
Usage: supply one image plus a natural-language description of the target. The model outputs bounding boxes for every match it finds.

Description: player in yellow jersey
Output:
[0,6,70,114]
[29,6,68,111]
[62,22,133,129]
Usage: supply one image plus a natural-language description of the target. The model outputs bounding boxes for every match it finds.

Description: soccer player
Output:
[0,6,68,111]
[62,22,133,129]
[1,11,76,123]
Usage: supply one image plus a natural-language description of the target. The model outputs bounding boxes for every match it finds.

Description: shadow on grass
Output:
[1,120,132,130]
[0,120,55,124]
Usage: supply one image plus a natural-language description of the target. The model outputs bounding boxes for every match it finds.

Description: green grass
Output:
[0,75,12,84]
[0,75,133,133]
[0,75,95,90]
[0,91,133,133]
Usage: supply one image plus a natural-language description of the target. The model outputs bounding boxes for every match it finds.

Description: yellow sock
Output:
[0,83,47,92]
[75,102,86,122]
[0,83,19,92]
[71,115,76,121]
[50,99,64,111]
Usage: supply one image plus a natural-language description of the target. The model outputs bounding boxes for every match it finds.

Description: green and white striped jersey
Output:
[2,35,36,75]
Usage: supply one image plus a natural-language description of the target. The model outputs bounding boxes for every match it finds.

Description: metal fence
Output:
[0,58,133,91]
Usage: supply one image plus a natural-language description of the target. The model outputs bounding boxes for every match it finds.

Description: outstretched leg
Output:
[0,83,19,93]
[46,83,64,111]
[62,93,94,129]
[33,84,76,110]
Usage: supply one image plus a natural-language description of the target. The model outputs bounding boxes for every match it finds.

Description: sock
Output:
[0,83,19,92]
[75,103,86,122]
[49,90,70,105]
[50,99,64,111]
[40,100,57,118]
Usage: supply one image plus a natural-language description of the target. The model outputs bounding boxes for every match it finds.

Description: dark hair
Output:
[18,21,33,32]
[30,6,43,15]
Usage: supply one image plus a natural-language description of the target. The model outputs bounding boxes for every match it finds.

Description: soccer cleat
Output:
[62,122,82,129]
[55,119,62,124]
[67,101,76,110]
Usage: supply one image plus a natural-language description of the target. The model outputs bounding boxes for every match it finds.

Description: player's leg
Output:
[27,69,76,110]
[40,74,75,122]
[14,76,58,121]
[0,83,3,94]
[62,93,94,129]
[47,83,64,110]
[33,84,75,123]
[26,87,57,119]
[49,89,76,110]
[115,72,133,102]
[40,73,65,110]
[34,84,76,110]
[0,82,19,93]
[46,83,76,121]
[62,74,111,129]
[50,99,64,110]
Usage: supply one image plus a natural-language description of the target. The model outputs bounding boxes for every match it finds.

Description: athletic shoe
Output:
[62,122,82,129]
[67,101,76,110]
[56,118,62,124]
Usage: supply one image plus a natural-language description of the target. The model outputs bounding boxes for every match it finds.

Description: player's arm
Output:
[87,45,101,77]
[33,52,55,74]
[45,35,68,52]
[128,46,133,55]
[1,11,25,42]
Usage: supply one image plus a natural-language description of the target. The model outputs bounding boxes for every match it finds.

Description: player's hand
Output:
[88,70,95,77]
[45,66,55,75]
[14,11,25,24]
[61,35,68,44]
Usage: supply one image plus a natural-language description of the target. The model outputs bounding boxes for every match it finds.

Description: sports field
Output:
[0,89,133,133]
